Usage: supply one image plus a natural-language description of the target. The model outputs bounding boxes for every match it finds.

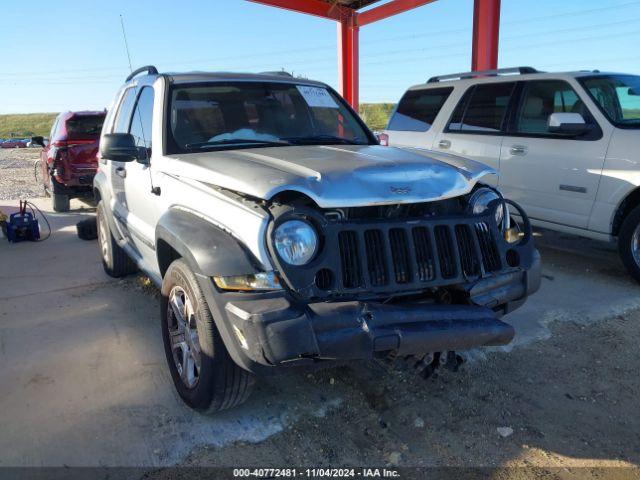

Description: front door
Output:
[498,79,613,228]
[107,86,139,245]
[122,86,158,269]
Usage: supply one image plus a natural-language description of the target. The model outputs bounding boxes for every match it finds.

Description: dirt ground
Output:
[143,308,638,479]
[0,148,43,200]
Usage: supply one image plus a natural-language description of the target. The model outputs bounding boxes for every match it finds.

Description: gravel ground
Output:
[0,148,43,200]
[148,310,640,479]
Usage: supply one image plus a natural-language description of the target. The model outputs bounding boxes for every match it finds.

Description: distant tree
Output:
[359,103,396,131]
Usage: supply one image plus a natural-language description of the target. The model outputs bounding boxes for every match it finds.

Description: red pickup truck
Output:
[33,111,106,212]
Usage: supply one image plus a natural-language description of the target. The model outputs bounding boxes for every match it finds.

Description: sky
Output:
[1,0,639,114]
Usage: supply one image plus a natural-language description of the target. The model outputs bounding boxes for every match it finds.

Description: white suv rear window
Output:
[387,87,452,132]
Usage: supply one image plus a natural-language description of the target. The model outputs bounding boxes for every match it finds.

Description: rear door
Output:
[498,79,611,228]
[384,87,453,148]
[432,82,518,187]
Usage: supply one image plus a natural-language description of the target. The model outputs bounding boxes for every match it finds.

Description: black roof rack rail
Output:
[260,70,294,77]
[126,65,159,82]
[427,66,539,83]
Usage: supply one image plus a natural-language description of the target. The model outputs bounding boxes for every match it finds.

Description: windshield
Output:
[166,82,373,153]
[580,75,640,128]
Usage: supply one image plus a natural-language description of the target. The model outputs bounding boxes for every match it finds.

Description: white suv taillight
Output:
[377,132,389,146]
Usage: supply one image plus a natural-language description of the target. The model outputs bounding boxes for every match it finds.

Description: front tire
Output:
[161,259,254,412]
[96,201,137,277]
[618,205,640,283]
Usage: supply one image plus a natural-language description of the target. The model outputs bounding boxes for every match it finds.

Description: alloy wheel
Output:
[632,222,640,267]
[98,214,109,263]
[167,286,202,389]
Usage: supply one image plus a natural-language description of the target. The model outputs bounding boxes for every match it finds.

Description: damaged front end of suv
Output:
[216,179,540,372]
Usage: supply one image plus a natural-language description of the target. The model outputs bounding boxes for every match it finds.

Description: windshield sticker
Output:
[296,85,339,109]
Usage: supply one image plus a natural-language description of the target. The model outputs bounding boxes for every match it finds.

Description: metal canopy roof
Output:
[249,0,502,110]
[327,0,380,9]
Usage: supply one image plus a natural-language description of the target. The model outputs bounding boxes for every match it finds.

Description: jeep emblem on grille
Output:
[390,186,411,195]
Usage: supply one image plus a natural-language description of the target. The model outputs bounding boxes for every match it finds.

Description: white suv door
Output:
[498,79,613,228]
[432,82,518,187]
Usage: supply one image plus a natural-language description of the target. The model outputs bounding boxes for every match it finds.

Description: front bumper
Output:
[198,250,540,372]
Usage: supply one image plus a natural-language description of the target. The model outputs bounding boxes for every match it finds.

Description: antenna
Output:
[119,15,160,195]
[120,15,134,73]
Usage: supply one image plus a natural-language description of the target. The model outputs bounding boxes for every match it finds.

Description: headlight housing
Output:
[468,187,509,229]
[273,219,318,265]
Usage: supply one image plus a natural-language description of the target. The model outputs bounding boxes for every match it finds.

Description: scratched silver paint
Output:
[165,144,496,208]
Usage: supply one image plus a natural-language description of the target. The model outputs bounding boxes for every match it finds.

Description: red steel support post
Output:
[338,16,359,110]
[471,0,501,71]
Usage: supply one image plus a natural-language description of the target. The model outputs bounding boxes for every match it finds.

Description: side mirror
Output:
[100,133,138,162]
[548,112,589,135]
[628,87,640,96]
[31,136,45,147]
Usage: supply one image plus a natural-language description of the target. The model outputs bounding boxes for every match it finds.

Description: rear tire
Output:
[618,204,640,283]
[161,259,254,412]
[96,201,137,277]
[52,193,70,212]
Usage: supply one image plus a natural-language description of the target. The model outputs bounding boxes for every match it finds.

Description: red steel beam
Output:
[471,0,501,71]
[247,0,478,111]
[338,18,360,110]
[357,0,438,26]
[247,0,349,21]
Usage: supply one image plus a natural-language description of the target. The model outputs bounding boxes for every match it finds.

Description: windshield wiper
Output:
[284,135,363,145]
[185,138,291,149]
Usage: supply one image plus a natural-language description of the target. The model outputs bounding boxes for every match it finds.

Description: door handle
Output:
[510,145,528,155]
[438,139,451,149]
[115,167,127,178]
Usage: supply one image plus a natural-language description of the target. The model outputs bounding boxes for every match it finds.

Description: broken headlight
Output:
[468,187,509,230]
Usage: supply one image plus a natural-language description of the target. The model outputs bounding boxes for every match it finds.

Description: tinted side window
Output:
[447,88,473,129]
[129,87,154,153]
[515,80,588,134]
[387,87,452,132]
[113,88,137,134]
[448,83,515,133]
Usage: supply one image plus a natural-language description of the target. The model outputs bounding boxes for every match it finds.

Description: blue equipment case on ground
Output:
[6,210,40,243]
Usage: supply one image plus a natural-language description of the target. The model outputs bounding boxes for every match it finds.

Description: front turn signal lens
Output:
[213,272,282,291]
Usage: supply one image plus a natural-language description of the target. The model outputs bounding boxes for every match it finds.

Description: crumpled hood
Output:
[163,145,496,208]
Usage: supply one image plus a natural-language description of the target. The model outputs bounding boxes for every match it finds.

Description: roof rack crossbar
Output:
[260,71,294,77]
[126,65,159,82]
[427,66,539,83]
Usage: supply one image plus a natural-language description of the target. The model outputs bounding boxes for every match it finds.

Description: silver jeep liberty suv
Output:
[93,66,541,412]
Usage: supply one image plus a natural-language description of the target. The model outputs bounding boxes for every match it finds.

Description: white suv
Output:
[384,67,640,281]
[94,66,540,412]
